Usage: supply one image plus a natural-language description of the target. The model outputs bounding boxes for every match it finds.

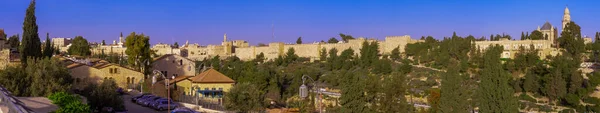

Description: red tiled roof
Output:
[189,69,235,83]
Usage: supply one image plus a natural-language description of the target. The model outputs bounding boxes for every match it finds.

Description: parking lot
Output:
[122,94,164,113]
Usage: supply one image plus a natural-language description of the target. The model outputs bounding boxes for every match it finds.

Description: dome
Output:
[540,22,553,30]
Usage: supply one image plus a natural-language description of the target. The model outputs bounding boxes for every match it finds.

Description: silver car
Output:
[152,99,178,111]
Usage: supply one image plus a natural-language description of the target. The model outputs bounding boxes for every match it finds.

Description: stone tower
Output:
[223,33,227,42]
[562,6,571,32]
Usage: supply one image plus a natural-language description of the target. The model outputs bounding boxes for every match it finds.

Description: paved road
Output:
[122,94,163,113]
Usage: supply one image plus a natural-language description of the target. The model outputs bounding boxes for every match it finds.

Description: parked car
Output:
[149,98,170,108]
[132,94,153,103]
[136,95,157,105]
[131,93,152,102]
[152,99,178,111]
[171,107,200,113]
[140,96,162,106]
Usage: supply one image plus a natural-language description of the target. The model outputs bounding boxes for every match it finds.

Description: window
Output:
[218,88,223,91]
[188,66,191,71]
[114,68,119,74]
[212,88,216,90]
[179,60,183,65]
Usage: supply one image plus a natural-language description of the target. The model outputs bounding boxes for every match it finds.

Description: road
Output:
[122,94,163,113]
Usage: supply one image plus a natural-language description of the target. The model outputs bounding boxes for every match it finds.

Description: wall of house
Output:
[151,55,196,77]
[69,65,106,89]
[97,65,145,89]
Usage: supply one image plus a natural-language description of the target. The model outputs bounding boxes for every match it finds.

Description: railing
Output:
[177,94,226,111]
[0,85,35,113]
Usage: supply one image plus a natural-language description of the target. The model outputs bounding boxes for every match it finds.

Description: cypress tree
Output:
[43,32,53,58]
[477,45,518,113]
[439,60,468,113]
[21,0,42,65]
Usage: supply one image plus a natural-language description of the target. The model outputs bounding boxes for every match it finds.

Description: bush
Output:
[82,79,125,111]
[519,93,536,102]
[559,109,575,113]
[583,96,600,105]
[48,92,90,113]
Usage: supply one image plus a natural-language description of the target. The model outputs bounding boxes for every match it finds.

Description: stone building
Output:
[152,54,196,78]
[536,22,557,45]
[474,38,559,59]
[66,59,144,89]
[51,37,72,48]
[89,36,127,56]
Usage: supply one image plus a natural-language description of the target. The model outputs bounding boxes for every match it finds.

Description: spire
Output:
[564,6,570,14]
[562,6,571,32]
[223,33,227,42]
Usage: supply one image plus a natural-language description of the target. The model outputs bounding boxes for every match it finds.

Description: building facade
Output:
[152,54,196,78]
[67,61,144,90]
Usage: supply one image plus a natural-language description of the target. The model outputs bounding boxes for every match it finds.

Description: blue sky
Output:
[0,0,599,45]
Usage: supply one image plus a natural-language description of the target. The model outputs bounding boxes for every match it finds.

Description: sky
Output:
[0,0,599,45]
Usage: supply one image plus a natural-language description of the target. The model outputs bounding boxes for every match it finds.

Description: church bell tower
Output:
[562,6,571,32]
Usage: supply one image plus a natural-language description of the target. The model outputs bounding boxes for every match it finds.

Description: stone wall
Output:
[474,39,558,59]
[0,49,9,69]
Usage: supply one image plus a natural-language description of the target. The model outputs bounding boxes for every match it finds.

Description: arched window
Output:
[127,77,130,84]
[132,77,135,84]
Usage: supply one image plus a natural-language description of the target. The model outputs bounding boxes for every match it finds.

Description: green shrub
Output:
[48,92,90,113]
[584,97,600,104]
[519,93,536,102]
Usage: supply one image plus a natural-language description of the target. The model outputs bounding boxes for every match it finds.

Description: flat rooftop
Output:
[15,97,57,113]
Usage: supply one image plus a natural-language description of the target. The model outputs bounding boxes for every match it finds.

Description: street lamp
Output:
[138,59,149,93]
[298,75,321,113]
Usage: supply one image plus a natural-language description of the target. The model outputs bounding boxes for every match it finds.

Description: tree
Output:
[20,0,42,65]
[378,72,410,112]
[530,30,544,40]
[0,58,73,97]
[101,40,106,45]
[296,37,302,44]
[125,32,151,74]
[0,29,5,40]
[327,37,339,43]
[48,92,90,113]
[558,21,585,57]
[8,34,19,48]
[284,48,298,64]
[43,32,53,58]
[254,52,265,63]
[224,82,263,112]
[340,33,355,42]
[428,88,441,113]
[83,79,125,111]
[390,46,401,61]
[319,47,327,61]
[596,32,600,42]
[340,69,370,113]
[67,36,91,56]
[173,42,179,48]
[520,31,525,40]
[477,45,518,113]
[439,60,468,113]
[523,73,540,93]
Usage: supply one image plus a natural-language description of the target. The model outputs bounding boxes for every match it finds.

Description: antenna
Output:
[272,22,275,41]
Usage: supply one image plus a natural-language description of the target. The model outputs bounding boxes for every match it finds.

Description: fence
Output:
[177,94,226,111]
